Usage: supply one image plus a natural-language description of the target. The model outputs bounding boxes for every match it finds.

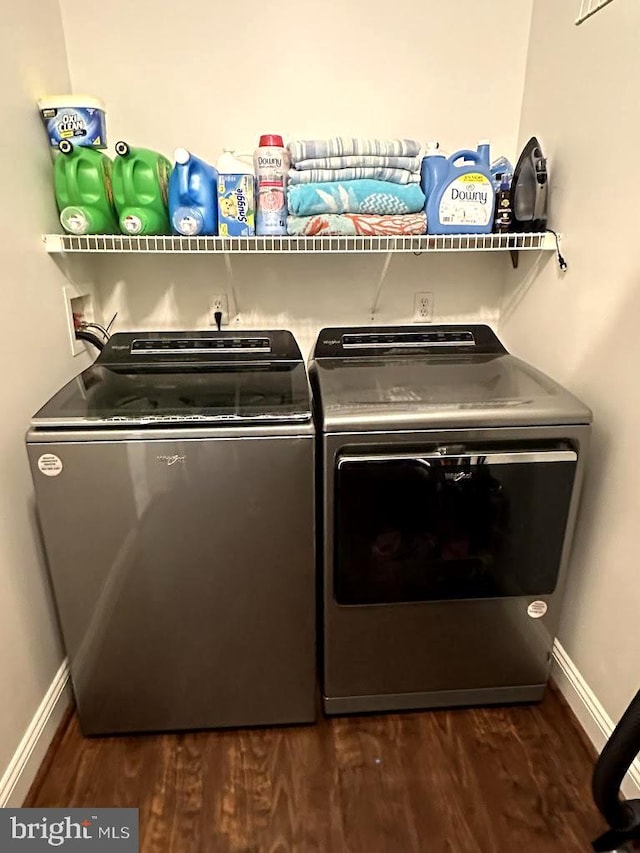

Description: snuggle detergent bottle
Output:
[112,141,172,235]
[168,148,218,236]
[54,139,119,234]
[427,141,495,234]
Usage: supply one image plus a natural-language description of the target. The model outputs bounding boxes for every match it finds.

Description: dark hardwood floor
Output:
[25,687,603,852]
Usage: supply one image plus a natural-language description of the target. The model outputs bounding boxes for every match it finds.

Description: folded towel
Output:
[287,212,427,237]
[287,179,426,217]
[288,137,421,163]
[294,154,422,172]
[288,166,420,186]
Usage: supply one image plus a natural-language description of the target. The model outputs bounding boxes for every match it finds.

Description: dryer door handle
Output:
[336,449,577,468]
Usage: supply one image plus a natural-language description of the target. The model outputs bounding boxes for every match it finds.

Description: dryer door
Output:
[334,446,577,606]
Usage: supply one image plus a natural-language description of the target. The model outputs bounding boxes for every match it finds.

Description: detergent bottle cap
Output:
[425,141,445,156]
[259,134,284,148]
[174,147,190,165]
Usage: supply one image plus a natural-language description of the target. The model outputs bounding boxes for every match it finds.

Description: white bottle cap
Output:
[174,147,190,165]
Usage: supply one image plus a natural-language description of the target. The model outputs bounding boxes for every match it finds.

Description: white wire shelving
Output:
[575,0,614,25]
[43,232,556,256]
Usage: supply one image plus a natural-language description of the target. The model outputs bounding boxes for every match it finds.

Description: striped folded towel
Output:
[293,154,422,172]
[288,166,420,186]
[287,212,427,237]
[288,137,422,163]
[287,179,425,217]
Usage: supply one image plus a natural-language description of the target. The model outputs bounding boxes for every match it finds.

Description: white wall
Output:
[0,0,92,803]
[60,0,532,162]
[501,0,640,722]
[59,0,534,345]
[93,251,508,358]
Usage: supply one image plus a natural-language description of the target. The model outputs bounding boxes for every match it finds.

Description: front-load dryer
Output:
[309,324,592,715]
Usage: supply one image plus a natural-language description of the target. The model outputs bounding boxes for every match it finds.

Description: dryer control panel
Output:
[313,324,507,359]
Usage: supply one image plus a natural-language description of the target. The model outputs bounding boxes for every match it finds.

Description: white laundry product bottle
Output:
[216,149,254,175]
[254,134,288,236]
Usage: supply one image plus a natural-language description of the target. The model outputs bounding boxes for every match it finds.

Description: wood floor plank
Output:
[24,690,603,852]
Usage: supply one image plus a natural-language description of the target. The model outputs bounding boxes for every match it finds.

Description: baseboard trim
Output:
[0,660,71,807]
[2,647,638,805]
[552,640,640,799]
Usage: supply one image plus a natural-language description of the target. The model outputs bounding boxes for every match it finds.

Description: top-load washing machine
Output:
[310,324,592,715]
[27,330,316,735]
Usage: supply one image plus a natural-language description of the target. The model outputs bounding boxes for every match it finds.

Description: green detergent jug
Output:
[112,140,172,235]
[54,139,119,235]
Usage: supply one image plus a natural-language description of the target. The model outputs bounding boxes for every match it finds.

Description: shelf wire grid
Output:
[44,233,554,255]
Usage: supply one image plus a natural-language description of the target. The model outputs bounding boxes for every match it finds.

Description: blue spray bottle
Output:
[420,141,448,207]
[168,148,218,236]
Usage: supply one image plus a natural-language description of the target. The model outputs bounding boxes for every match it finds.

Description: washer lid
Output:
[32,330,311,428]
[311,353,592,431]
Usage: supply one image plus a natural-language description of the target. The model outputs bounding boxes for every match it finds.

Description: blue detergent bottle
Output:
[426,140,495,234]
[168,148,218,236]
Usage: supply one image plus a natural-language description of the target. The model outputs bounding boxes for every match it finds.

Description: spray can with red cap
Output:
[254,134,289,236]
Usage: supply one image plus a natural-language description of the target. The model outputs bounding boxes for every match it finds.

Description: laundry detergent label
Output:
[38,454,63,477]
[439,173,493,227]
[256,185,287,234]
[40,106,107,149]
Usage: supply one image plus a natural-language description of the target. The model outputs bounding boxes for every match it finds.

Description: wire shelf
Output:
[575,0,615,24]
[43,232,556,255]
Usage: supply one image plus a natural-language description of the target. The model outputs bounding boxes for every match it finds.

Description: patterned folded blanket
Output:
[293,154,422,172]
[287,179,425,217]
[288,166,419,185]
[287,212,427,237]
[288,137,422,163]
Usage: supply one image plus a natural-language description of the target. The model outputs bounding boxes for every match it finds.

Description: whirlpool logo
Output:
[444,471,473,482]
[2,809,138,850]
[156,454,186,466]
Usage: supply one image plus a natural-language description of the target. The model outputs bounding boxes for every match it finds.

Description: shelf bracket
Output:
[510,249,520,270]
[370,252,393,320]
[43,234,65,254]
[222,252,241,322]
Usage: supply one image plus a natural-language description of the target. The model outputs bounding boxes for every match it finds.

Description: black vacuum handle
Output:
[592,687,640,850]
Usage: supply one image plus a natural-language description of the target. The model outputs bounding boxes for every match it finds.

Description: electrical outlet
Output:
[413,292,434,323]
[63,285,95,356]
[210,294,229,327]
